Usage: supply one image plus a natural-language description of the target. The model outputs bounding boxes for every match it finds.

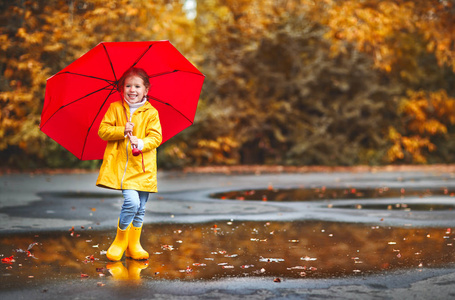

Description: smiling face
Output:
[123,75,149,104]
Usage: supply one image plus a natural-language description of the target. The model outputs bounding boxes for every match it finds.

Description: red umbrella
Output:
[40,41,204,160]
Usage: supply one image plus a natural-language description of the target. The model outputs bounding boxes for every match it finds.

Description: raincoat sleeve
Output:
[98,103,126,141]
[141,109,162,152]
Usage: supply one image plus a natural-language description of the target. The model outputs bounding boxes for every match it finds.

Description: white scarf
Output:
[124,96,147,119]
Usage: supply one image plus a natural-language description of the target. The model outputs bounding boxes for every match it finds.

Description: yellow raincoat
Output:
[96,100,162,192]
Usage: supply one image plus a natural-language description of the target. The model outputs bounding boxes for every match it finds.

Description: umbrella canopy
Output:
[40,41,205,160]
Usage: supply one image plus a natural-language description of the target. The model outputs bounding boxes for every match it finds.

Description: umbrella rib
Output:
[40,84,114,131]
[149,69,206,80]
[149,70,177,78]
[148,95,193,125]
[80,87,117,159]
[62,85,114,109]
[55,71,116,84]
[131,44,154,68]
[102,43,119,83]
[128,43,205,78]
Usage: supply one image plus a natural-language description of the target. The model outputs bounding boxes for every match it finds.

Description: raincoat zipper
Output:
[120,113,133,189]
[120,140,129,190]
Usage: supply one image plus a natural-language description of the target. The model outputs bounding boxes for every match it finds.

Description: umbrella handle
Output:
[132,148,141,156]
[126,132,141,156]
[127,132,145,172]
[122,97,142,165]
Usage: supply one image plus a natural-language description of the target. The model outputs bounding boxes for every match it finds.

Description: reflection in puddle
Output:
[1,221,455,287]
[211,187,455,203]
[337,203,454,211]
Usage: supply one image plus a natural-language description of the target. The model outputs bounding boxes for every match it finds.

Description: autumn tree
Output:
[318,0,455,163]
[0,0,194,168]
[167,0,401,166]
[176,0,455,166]
[2,0,455,169]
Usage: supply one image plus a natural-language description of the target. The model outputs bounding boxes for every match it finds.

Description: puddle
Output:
[1,221,454,288]
[37,191,121,199]
[211,187,455,202]
[336,203,455,211]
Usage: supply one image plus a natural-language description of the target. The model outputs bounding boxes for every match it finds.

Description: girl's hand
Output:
[129,135,139,147]
[124,122,134,136]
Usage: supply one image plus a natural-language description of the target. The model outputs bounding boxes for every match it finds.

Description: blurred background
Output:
[1,0,454,171]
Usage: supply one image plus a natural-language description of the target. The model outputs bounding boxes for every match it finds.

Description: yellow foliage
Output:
[387,126,436,164]
[0,0,195,160]
[192,137,240,165]
[387,90,455,163]
[316,0,455,74]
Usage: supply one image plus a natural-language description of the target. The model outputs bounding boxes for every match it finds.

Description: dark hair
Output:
[117,67,150,92]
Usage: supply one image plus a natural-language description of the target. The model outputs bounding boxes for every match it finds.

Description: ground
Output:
[1,165,455,299]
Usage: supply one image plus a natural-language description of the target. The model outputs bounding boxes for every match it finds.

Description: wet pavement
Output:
[1,168,455,299]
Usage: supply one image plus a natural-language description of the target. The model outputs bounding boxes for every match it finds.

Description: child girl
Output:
[96,67,162,261]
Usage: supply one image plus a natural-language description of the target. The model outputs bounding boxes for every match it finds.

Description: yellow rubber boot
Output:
[125,224,149,260]
[106,261,129,280]
[106,221,131,261]
[127,259,149,280]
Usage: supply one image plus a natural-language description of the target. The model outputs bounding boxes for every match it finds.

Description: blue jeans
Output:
[119,190,149,230]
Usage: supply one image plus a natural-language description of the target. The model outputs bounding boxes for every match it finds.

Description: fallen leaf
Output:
[300,256,317,261]
[289,266,306,270]
[192,263,207,267]
[27,242,39,250]
[259,257,284,263]
[1,256,15,264]
[224,254,238,258]
[241,265,254,269]
[161,245,174,251]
